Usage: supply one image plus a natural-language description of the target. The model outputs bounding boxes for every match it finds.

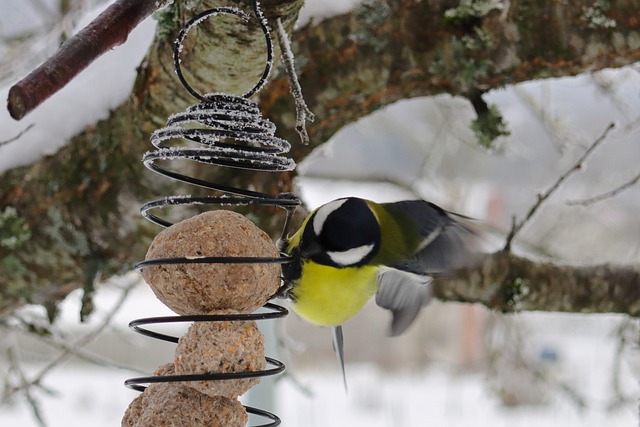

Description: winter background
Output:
[1,1,639,426]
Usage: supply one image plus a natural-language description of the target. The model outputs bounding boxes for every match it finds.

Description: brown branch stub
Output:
[6,0,166,121]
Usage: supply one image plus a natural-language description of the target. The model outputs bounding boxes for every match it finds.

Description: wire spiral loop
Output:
[141,89,299,227]
[140,2,299,228]
[125,2,299,426]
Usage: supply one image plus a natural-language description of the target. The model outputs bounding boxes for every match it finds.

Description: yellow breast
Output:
[290,261,379,326]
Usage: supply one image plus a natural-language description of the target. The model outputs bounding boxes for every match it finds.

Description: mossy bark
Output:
[434,252,640,316]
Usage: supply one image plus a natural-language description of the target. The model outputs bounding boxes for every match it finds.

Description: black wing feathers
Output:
[376,200,480,335]
[385,200,478,274]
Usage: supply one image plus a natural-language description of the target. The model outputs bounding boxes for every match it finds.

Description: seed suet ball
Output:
[174,314,265,399]
[121,363,248,427]
[142,210,281,315]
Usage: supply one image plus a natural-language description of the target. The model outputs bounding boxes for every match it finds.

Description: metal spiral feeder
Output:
[124,3,300,426]
[124,306,288,425]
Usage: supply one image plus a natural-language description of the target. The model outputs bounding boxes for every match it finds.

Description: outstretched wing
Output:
[385,200,479,274]
[375,268,433,336]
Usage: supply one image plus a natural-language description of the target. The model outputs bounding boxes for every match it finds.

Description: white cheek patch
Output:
[313,198,348,236]
[328,244,375,266]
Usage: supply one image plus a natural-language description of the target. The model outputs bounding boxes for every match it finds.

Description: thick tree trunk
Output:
[1,0,638,318]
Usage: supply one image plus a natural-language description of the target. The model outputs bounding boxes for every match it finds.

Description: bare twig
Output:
[274,318,314,398]
[1,281,136,404]
[0,0,87,83]
[590,71,635,123]
[503,122,615,252]
[7,314,143,375]
[513,84,571,152]
[567,171,640,206]
[0,124,35,147]
[605,318,639,412]
[6,347,48,427]
[486,315,587,409]
[275,18,315,145]
[7,0,167,120]
[27,0,56,22]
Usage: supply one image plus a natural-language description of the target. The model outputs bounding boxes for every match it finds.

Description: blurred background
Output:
[1,0,639,426]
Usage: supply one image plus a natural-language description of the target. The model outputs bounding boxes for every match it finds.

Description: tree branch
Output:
[263,0,640,152]
[7,0,168,120]
[6,346,47,426]
[503,122,615,251]
[566,170,640,206]
[434,251,640,316]
[2,279,136,404]
[0,124,34,148]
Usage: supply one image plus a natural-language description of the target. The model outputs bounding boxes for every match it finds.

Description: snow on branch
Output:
[6,0,167,120]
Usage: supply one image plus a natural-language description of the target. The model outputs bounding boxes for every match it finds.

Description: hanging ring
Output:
[173,1,273,101]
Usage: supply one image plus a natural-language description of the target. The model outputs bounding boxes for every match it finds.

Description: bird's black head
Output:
[301,197,381,268]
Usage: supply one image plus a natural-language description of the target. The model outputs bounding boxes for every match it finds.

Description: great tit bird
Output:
[277,197,479,383]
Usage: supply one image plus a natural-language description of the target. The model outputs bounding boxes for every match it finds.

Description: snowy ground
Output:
[0,358,636,427]
[277,367,636,427]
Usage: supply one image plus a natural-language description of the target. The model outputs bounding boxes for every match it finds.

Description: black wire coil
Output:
[125,3,299,426]
[140,4,300,229]
[124,305,288,426]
